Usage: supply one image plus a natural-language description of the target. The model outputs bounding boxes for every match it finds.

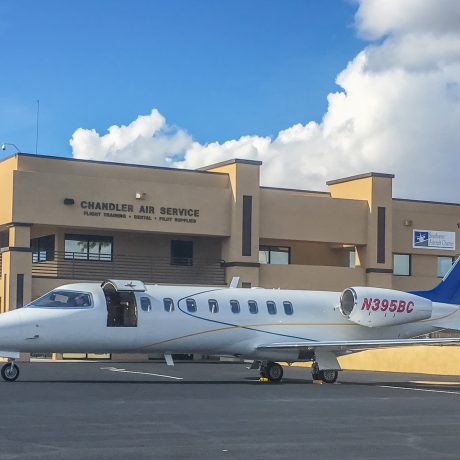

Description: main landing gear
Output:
[260,361,284,382]
[311,362,338,384]
[1,361,20,382]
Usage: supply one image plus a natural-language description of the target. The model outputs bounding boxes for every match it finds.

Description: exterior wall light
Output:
[403,220,413,227]
[135,192,146,200]
[63,198,75,205]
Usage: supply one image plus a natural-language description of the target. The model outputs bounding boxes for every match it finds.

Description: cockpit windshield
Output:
[28,290,92,308]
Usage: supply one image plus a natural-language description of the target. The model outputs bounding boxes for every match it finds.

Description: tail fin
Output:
[411,257,460,304]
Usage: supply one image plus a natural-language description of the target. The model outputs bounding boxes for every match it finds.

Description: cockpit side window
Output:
[28,290,92,308]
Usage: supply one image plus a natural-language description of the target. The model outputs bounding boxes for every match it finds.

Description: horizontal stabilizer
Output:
[258,337,460,353]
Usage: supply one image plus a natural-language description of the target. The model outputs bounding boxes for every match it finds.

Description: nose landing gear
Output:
[1,361,20,382]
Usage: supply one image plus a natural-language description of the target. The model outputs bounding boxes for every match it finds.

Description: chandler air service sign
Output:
[79,200,200,224]
[413,229,456,251]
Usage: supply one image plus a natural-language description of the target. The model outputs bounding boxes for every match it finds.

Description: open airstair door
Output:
[101,280,145,328]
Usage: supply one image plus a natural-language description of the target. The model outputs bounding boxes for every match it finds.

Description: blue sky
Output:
[0,0,363,157]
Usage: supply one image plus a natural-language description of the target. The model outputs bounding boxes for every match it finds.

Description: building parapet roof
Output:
[198,158,263,171]
[326,172,395,186]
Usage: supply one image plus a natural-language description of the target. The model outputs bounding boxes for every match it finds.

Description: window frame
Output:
[266,301,277,315]
[283,301,294,316]
[140,297,152,312]
[186,298,197,313]
[163,298,174,312]
[170,240,193,266]
[259,245,291,265]
[64,234,113,262]
[393,253,411,276]
[31,235,55,263]
[208,299,219,314]
[437,256,455,278]
[27,290,93,309]
[230,300,240,314]
[248,300,258,314]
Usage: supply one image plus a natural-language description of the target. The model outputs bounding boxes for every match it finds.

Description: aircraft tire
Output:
[321,369,338,384]
[266,362,283,382]
[1,363,19,382]
[311,362,321,380]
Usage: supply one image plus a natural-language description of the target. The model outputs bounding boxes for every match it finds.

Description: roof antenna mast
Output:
[35,99,40,155]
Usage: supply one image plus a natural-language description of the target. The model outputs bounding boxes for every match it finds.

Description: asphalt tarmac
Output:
[1,361,460,460]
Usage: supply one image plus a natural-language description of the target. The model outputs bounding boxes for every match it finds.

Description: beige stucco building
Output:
[1,153,459,313]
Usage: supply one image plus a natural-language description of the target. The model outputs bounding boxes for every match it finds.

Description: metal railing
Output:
[31,251,226,285]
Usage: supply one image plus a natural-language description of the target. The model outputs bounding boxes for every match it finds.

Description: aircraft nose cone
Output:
[0,309,26,351]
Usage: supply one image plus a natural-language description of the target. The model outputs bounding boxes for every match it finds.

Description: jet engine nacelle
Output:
[339,287,432,327]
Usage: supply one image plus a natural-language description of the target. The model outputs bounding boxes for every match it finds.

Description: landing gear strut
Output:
[1,361,20,382]
[311,362,338,384]
[260,361,284,382]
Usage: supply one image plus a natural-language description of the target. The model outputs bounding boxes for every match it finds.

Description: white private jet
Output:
[2,259,460,383]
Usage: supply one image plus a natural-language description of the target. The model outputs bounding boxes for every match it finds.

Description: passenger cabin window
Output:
[283,301,294,315]
[248,300,258,314]
[28,290,92,308]
[65,234,113,261]
[267,301,277,315]
[209,299,219,314]
[140,297,152,312]
[104,288,138,327]
[164,298,174,312]
[186,298,197,312]
[230,300,240,314]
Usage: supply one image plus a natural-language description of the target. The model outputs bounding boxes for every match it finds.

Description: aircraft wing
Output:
[257,337,460,353]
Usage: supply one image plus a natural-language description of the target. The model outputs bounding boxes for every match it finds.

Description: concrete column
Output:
[0,224,32,312]
[328,173,394,288]
[203,159,262,287]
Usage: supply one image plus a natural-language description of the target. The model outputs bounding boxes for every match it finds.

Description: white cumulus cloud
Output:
[70,0,460,202]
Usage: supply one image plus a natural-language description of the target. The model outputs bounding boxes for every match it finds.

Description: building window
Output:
[31,235,55,263]
[171,240,193,266]
[163,298,174,312]
[283,301,294,315]
[248,300,258,314]
[140,297,152,312]
[64,234,113,261]
[393,254,411,276]
[186,299,197,313]
[259,246,290,264]
[349,250,356,268]
[0,231,8,248]
[208,299,219,314]
[267,301,277,315]
[437,256,454,278]
[230,300,240,314]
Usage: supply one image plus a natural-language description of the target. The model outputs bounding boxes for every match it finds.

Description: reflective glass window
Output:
[186,298,197,313]
[283,301,294,315]
[230,300,240,314]
[29,290,92,308]
[64,234,113,261]
[267,301,277,315]
[31,235,55,263]
[393,254,411,276]
[259,246,290,265]
[208,299,219,314]
[248,300,258,314]
[140,297,152,312]
[438,256,454,278]
[163,298,174,312]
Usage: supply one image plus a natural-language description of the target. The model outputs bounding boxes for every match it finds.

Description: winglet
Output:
[229,277,240,289]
